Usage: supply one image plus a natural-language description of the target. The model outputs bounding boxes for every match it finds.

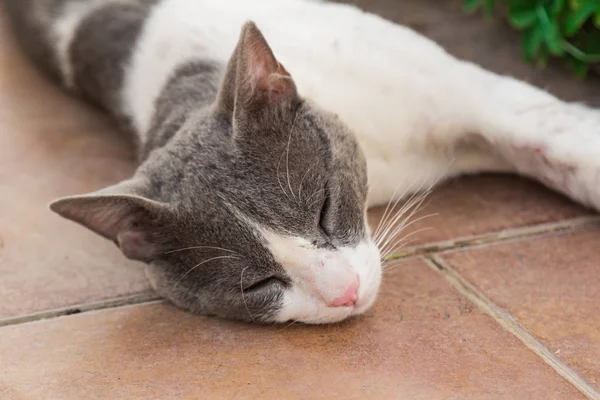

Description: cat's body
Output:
[3,0,600,324]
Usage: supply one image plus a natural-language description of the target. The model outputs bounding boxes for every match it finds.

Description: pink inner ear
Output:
[244,33,293,99]
[117,230,154,261]
[264,71,290,95]
[252,61,293,99]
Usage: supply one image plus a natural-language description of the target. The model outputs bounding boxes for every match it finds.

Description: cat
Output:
[3,0,599,324]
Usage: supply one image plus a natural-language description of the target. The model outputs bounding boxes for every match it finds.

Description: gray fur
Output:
[68,1,156,118]
[1,0,66,79]
[3,0,369,323]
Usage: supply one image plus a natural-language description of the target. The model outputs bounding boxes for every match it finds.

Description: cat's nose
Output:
[330,278,359,307]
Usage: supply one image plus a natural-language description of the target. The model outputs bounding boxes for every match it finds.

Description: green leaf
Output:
[522,25,544,62]
[508,9,538,29]
[464,0,599,79]
[562,40,600,62]
[567,57,589,77]
[464,0,482,13]
[550,0,567,16]
[543,21,566,55]
[568,0,584,10]
[564,1,598,36]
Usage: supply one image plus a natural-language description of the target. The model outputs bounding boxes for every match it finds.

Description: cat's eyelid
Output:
[243,276,286,293]
[318,184,331,236]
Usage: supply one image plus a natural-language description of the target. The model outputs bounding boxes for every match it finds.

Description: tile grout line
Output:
[0,291,163,328]
[384,215,600,261]
[425,255,600,400]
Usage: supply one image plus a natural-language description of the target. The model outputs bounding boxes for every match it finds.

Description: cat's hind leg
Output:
[456,61,600,211]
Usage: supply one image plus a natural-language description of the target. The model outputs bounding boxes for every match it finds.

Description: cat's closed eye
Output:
[243,276,287,294]
[318,185,331,236]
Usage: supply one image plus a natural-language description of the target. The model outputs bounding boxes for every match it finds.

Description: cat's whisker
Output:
[382,259,412,273]
[168,255,240,299]
[381,239,424,271]
[165,245,240,255]
[305,188,327,208]
[277,319,299,331]
[376,161,442,234]
[374,193,423,248]
[379,226,434,260]
[374,163,446,247]
[382,222,435,255]
[373,175,431,245]
[276,151,293,202]
[377,208,436,253]
[240,266,257,323]
[373,188,412,242]
[297,163,315,202]
[307,195,325,210]
[382,238,423,272]
[377,209,431,257]
[380,234,423,264]
[375,188,430,248]
[379,222,433,255]
[376,202,433,260]
[285,112,299,201]
[372,178,421,241]
[376,166,454,273]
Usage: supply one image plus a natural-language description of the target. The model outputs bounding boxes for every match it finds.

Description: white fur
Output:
[260,229,381,323]
[461,64,600,209]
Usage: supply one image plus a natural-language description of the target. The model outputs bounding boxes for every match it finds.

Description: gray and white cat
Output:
[3,0,600,324]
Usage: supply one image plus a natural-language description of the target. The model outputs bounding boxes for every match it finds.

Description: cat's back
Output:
[130,0,461,140]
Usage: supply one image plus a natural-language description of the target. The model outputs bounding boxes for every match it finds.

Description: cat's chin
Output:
[276,306,356,325]
[273,299,376,325]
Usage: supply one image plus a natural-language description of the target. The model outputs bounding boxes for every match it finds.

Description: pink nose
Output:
[330,278,359,307]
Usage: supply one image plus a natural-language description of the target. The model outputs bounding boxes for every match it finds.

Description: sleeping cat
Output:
[3,0,599,324]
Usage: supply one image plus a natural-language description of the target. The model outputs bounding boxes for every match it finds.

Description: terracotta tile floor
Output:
[1,1,600,399]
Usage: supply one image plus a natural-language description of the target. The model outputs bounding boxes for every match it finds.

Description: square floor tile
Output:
[442,225,600,388]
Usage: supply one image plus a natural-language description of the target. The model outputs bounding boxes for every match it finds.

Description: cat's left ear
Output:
[49,178,173,262]
[215,21,298,117]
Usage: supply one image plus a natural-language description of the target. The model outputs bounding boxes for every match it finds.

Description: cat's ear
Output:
[49,178,172,262]
[216,21,297,116]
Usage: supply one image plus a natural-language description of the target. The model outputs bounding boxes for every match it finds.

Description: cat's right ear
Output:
[49,178,173,262]
[215,21,298,118]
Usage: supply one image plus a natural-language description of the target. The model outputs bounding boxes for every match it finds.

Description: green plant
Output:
[464,0,600,77]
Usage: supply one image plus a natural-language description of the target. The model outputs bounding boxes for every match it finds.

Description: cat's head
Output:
[50,22,381,324]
